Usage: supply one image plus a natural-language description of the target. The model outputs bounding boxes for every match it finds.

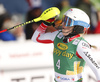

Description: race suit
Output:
[32,23,100,82]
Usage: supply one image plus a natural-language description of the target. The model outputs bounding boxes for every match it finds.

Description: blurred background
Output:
[0,0,100,82]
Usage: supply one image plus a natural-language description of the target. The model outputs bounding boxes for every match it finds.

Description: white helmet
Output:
[63,8,90,28]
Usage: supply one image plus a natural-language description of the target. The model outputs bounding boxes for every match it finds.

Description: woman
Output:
[32,8,100,82]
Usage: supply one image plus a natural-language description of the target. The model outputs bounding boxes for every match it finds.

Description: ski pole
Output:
[0,7,60,33]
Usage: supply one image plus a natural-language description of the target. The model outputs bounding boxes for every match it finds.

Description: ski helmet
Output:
[62,8,90,34]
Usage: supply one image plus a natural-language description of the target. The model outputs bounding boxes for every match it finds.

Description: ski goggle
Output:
[62,16,90,28]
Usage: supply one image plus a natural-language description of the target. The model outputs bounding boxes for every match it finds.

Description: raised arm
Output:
[31,22,59,43]
[77,40,100,81]
[31,7,60,43]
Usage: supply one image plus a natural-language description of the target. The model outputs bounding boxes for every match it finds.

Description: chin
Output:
[62,33,69,36]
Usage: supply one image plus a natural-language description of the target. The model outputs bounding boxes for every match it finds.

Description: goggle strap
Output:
[71,19,74,26]
[74,21,90,28]
[63,16,90,28]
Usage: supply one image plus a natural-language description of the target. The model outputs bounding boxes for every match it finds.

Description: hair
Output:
[71,25,97,49]
[72,25,84,35]
[77,26,97,49]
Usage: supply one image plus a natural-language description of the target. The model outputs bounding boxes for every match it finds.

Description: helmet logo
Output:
[68,9,73,12]
[70,9,73,11]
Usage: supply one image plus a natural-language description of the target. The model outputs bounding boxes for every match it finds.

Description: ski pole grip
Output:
[34,17,42,22]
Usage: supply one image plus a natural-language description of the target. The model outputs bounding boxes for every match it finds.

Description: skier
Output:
[32,8,100,82]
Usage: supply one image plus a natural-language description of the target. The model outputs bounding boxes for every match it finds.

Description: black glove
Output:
[42,16,57,26]
[43,20,55,26]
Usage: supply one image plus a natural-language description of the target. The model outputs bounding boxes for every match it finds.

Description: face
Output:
[62,22,74,36]
[61,15,74,36]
